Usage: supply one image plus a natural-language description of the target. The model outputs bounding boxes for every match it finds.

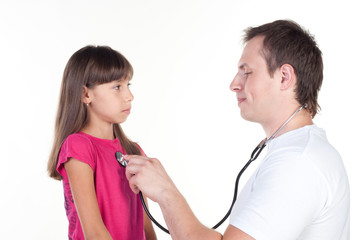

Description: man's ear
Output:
[280,64,296,90]
[82,85,92,104]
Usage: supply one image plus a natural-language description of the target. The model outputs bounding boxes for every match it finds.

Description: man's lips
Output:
[237,98,246,104]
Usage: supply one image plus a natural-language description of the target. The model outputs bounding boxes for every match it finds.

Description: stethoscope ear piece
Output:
[115,151,127,167]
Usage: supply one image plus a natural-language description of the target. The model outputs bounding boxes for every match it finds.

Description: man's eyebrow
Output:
[238,63,249,69]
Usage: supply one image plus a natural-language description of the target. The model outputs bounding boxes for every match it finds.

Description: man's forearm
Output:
[124,155,223,239]
[158,188,222,240]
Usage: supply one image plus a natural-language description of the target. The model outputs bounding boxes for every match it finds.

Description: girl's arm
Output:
[142,197,157,240]
[65,158,113,240]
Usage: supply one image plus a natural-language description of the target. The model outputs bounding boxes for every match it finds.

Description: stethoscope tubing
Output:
[139,191,170,234]
[116,140,265,235]
[116,105,305,235]
[212,138,266,229]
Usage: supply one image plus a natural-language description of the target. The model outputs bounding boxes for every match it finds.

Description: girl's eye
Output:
[127,82,131,87]
[113,81,131,90]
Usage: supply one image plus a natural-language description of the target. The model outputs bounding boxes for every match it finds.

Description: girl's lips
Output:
[122,108,131,114]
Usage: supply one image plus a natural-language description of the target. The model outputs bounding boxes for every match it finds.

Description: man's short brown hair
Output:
[244,20,323,118]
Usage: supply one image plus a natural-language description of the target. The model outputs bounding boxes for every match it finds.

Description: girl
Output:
[48,46,156,240]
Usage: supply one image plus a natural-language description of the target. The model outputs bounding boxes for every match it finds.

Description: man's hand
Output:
[124,155,178,204]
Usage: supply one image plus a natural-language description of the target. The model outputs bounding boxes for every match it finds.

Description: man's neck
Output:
[262,107,313,140]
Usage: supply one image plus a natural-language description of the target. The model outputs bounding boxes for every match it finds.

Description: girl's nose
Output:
[125,88,134,102]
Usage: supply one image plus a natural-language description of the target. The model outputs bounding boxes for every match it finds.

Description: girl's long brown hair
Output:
[48,45,141,180]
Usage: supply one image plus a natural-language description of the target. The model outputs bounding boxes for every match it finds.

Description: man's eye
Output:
[243,72,251,77]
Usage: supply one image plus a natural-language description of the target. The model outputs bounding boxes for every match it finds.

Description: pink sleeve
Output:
[57,134,96,178]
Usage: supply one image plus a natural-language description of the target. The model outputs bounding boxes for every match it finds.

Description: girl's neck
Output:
[81,124,115,140]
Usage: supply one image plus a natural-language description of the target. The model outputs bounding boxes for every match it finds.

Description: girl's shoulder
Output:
[62,132,96,153]
[65,132,93,144]
[63,132,120,151]
[58,132,97,176]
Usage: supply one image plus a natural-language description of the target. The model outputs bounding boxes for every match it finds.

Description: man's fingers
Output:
[129,179,140,194]
[125,155,152,193]
[124,155,146,180]
[124,155,166,203]
[126,165,140,194]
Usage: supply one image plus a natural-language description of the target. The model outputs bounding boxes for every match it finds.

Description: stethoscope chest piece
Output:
[115,151,127,167]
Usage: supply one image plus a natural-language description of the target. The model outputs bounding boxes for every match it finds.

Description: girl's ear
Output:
[280,64,296,90]
[82,85,91,104]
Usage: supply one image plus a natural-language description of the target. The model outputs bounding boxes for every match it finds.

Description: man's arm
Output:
[224,225,255,240]
[124,155,254,240]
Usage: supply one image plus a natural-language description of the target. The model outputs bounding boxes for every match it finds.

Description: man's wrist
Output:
[158,187,183,209]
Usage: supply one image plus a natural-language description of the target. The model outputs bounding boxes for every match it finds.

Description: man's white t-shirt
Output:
[229,125,350,240]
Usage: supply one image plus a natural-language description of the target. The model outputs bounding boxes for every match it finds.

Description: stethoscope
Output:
[115,104,305,234]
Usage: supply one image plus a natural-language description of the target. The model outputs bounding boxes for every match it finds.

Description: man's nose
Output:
[230,74,243,92]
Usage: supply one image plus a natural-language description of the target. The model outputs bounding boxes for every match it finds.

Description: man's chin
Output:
[240,110,256,123]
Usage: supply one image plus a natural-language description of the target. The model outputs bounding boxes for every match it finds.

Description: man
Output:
[125,20,350,240]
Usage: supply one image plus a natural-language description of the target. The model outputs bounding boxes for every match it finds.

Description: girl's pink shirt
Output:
[57,132,145,240]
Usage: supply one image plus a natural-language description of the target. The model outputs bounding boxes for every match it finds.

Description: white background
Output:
[0,0,360,239]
